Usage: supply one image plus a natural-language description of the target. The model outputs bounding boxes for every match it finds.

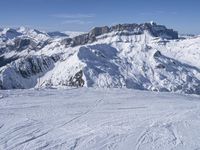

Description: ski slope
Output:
[0,88,200,150]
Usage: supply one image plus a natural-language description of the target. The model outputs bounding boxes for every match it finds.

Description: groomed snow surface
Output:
[0,88,200,150]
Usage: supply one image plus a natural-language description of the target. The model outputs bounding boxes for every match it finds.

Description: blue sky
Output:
[1,0,200,34]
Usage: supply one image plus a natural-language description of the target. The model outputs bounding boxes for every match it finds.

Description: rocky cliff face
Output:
[64,23,178,47]
[110,23,178,38]
[89,26,110,37]
[0,55,58,89]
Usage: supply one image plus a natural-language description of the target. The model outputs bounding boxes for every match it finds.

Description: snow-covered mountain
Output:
[0,22,200,95]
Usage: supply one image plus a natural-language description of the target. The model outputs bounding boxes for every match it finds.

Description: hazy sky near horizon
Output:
[1,0,200,34]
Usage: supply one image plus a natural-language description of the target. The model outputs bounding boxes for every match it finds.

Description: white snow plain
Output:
[0,88,200,150]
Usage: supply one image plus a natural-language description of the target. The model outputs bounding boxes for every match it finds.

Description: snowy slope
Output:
[0,23,200,95]
[0,88,200,150]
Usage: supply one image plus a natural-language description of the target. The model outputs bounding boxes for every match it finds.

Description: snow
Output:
[17,26,49,42]
[153,36,200,68]
[1,24,200,95]
[0,88,200,150]
[1,21,200,150]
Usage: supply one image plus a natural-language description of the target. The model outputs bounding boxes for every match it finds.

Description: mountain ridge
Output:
[0,22,200,95]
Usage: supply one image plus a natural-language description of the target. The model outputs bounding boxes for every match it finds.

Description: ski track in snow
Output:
[0,88,200,150]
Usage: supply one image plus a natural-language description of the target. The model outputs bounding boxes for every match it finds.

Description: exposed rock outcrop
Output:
[89,26,110,37]
[0,55,57,89]
[69,70,85,87]
[65,23,178,47]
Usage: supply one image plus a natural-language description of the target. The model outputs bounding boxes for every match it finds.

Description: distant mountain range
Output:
[0,22,200,95]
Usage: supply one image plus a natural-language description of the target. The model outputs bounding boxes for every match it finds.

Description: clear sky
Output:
[1,0,200,34]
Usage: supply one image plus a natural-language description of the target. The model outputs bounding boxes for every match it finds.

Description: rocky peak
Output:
[89,26,110,37]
